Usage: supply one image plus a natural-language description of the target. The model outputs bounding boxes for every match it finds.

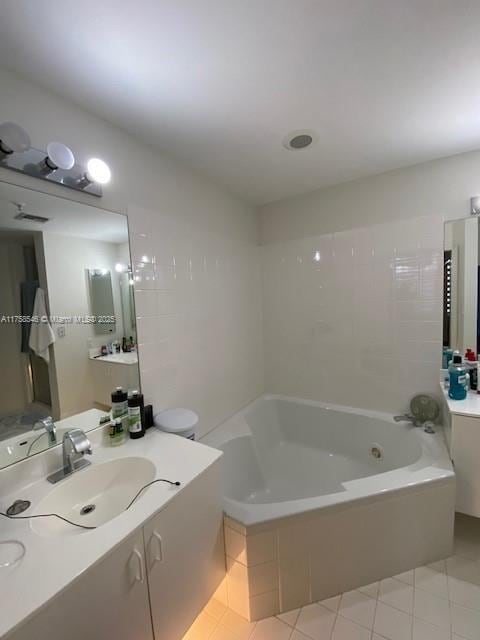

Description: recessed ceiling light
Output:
[283,129,318,151]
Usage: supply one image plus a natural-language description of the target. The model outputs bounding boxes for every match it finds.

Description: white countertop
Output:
[0,428,222,639]
[440,382,480,418]
[90,352,138,365]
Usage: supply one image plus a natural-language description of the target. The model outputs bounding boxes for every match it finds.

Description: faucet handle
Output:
[393,414,414,423]
[64,429,92,455]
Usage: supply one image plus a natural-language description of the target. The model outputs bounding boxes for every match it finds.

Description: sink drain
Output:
[6,500,31,516]
[80,504,96,516]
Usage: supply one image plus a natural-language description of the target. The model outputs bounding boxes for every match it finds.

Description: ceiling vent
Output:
[13,202,50,224]
[283,129,318,151]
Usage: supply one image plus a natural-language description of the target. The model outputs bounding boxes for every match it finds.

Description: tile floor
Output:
[183,514,480,640]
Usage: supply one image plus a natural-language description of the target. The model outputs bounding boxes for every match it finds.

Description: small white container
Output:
[154,408,198,440]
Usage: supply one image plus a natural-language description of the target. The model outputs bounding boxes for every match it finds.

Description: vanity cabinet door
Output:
[144,460,224,640]
[11,529,153,640]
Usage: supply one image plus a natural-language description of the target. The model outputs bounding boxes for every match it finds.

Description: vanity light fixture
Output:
[0,122,31,157]
[0,121,110,197]
[471,196,480,215]
[76,158,111,190]
[37,142,75,175]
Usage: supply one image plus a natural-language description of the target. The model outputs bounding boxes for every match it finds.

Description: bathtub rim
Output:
[202,393,455,528]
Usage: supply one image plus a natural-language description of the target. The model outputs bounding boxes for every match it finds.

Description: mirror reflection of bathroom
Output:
[443,217,479,363]
[0,181,139,468]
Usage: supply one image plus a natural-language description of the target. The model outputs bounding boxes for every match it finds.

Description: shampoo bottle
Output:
[128,390,145,439]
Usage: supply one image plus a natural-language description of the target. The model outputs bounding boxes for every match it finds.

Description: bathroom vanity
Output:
[441,384,480,518]
[89,352,140,407]
[0,426,224,640]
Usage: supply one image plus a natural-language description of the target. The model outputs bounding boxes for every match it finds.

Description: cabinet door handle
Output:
[151,531,163,563]
[133,548,145,583]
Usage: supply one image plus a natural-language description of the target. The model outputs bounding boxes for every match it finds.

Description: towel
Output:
[29,288,55,363]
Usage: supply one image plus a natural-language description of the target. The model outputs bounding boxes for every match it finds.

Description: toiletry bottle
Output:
[445,348,454,369]
[477,357,480,395]
[128,390,145,439]
[111,387,128,419]
[466,348,476,362]
[108,418,126,446]
[448,355,468,400]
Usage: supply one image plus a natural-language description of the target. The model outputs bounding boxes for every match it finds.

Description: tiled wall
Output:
[129,205,264,439]
[261,215,443,413]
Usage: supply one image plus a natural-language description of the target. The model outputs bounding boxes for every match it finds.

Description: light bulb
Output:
[115,263,127,273]
[87,158,111,184]
[46,142,75,170]
[0,122,30,154]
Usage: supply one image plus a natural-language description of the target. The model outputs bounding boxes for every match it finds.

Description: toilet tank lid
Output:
[154,408,198,432]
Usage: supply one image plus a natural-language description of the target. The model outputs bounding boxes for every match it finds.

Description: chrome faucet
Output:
[33,416,57,445]
[393,414,435,434]
[47,429,92,484]
[393,414,420,426]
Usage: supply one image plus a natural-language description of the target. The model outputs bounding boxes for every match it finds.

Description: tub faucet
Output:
[393,414,435,433]
[393,414,418,425]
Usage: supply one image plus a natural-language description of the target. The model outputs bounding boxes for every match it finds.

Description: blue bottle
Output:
[448,355,468,400]
[443,348,453,369]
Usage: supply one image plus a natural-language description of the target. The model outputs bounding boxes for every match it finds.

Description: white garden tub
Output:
[202,395,455,620]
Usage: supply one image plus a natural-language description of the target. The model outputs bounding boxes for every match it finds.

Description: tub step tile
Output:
[393,570,414,585]
[451,602,480,640]
[414,566,448,599]
[295,603,336,640]
[318,594,341,613]
[338,590,376,630]
[220,609,256,640]
[276,608,301,627]
[250,616,292,640]
[413,589,451,630]
[290,631,313,640]
[373,601,413,640]
[412,617,450,640]
[448,575,480,611]
[446,555,480,585]
[357,582,379,599]
[378,578,414,614]
[332,615,371,640]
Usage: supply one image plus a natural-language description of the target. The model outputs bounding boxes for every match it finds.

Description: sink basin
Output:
[32,457,156,536]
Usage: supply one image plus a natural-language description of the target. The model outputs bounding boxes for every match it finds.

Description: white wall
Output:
[259,153,480,413]
[0,67,263,436]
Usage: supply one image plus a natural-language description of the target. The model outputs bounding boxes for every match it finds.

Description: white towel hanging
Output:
[29,288,55,363]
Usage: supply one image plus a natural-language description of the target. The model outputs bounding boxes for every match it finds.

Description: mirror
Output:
[87,269,116,335]
[443,216,479,360]
[0,181,140,469]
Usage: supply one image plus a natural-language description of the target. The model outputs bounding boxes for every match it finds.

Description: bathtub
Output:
[202,395,455,620]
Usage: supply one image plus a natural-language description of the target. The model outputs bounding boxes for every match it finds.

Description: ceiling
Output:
[0,182,128,243]
[0,0,480,204]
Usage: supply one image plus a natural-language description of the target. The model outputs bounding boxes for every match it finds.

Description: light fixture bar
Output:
[0,123,110,198]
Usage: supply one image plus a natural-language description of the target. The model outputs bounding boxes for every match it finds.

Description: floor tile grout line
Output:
[371,581,380,640]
